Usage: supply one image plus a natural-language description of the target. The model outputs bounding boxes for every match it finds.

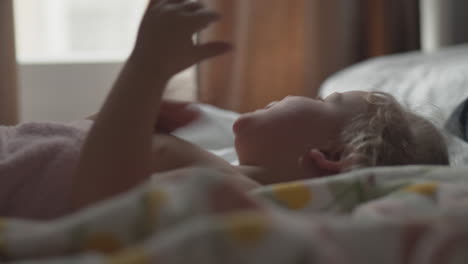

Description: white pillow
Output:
[320,44,468,122]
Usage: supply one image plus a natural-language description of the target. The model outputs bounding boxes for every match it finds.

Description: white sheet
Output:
[173,104,240,164]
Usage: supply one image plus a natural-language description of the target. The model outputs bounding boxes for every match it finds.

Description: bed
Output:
[3,46,468,263]
[175,44,468,166]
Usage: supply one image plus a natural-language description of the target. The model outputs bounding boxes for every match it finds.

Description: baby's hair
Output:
[339,92,449,171]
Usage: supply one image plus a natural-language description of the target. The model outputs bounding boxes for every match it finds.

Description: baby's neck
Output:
[236,165,271,185]
[235,164,313,185]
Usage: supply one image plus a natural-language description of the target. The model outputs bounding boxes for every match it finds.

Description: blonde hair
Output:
[339,92,449,171]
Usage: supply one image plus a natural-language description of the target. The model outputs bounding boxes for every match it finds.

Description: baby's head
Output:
[339,92,448,170]
[233,91,448,182]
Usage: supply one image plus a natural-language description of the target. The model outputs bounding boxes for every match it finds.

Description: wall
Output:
[451,0,468,45]
[420,0,468,52]
[18,63,196,122]
[19,62,121,122]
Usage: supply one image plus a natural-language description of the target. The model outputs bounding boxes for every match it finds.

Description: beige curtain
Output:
[198,0,305,113]
[198,0,420,113]
[0,0,19,124]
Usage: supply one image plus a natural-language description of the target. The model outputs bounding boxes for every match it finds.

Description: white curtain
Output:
[0,0,19,124]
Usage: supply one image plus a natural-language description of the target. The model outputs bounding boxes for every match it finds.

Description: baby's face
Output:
[233,91,369,172]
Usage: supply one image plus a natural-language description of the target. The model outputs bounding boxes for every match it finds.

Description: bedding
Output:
[0,120,91,220]
[173,104,240,164]
[3,45,468,263]
[2,166,468,263]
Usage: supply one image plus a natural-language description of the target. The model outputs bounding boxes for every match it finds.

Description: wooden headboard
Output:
[0,0,18,125]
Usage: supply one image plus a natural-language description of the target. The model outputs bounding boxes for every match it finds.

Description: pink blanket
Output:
[0,120,92,220]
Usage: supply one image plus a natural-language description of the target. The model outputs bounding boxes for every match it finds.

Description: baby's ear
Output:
[298,148,344,175]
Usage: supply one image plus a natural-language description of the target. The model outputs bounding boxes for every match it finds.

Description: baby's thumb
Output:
[196,42,232,62]
[147,0,161,8]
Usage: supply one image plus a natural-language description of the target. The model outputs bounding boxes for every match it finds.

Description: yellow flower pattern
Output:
[145,189,167,226]
[107,247,151,264]
[271,182,313,210]
[403,182,439,196]
[223,212,269,246]
[82,232,123,254]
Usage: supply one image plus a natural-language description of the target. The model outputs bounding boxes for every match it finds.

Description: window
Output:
[14,0,196,123]
[14,0,148,62]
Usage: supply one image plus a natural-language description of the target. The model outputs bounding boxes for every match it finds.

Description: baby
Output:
[232,91,449,183]
[148,91,449,187]
[0,0,449,218]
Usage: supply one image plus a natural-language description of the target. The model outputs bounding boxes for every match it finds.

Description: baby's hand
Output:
[155,100,201,132]
[132,0,231,79]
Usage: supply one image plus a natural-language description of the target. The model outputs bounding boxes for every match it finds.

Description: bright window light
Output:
[14,0,148,63]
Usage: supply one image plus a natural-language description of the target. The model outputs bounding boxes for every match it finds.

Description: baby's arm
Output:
[150,133,231,172]
[85,99,201,133]
[72,0,231,210]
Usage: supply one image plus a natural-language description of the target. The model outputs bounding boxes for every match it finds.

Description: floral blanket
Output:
[2,165,468,263]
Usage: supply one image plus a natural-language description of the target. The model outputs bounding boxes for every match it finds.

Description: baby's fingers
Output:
[195,42,232,62]
[184,9,221,33]
[147,0,164,9]
[179,1,204,12]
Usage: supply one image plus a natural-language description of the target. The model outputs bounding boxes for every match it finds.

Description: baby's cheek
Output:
[234,133,267,166]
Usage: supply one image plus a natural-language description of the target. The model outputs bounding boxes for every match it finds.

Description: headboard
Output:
[421,0,468,52]
[0,0,19,125]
